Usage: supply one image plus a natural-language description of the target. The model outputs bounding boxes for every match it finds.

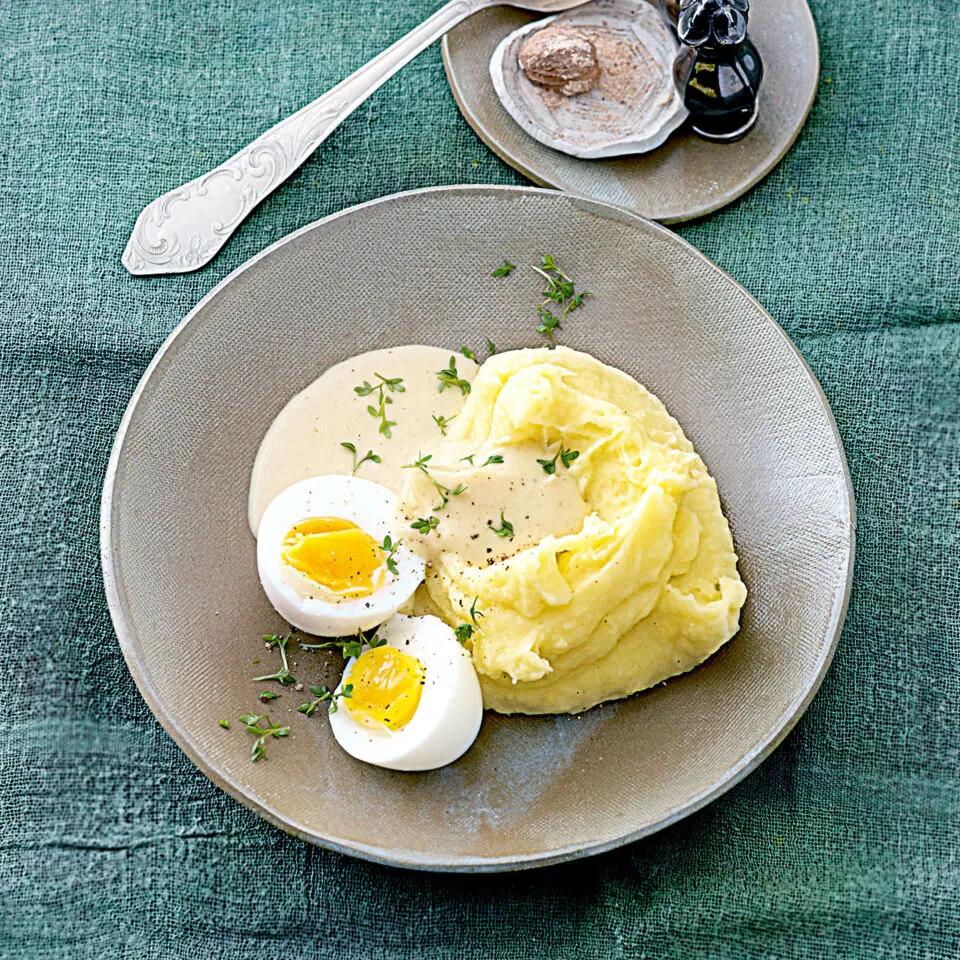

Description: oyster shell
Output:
[490,0,688,159]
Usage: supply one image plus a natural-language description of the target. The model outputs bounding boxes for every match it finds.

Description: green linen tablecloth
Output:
[2,1,957,957]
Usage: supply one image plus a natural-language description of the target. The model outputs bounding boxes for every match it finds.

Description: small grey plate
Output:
[443,0,820,222]
[101,186,853,872]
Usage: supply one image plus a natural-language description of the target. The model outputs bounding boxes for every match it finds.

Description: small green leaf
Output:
[432,413,456,436]
[538,446,579,475]
[411,515,440,535]
[239,713,287,761]
[403,452,433,472]
[530,255,588,345]
[536,305,560,343]
[469,596,484,626]
[436,356,471,395]
[299,629,377,660]
[380,535,401,575]
[252,633,295,686]
[488,512,514,539]
[343,441,381,474]
[356,375,404,437]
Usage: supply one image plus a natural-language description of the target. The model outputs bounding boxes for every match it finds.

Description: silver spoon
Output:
[122,0,590,276]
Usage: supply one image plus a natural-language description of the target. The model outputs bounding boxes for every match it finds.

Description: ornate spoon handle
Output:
[122,0,487,276]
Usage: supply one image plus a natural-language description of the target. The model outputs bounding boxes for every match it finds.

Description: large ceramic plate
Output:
[443,0,819,222]
[101,186,853,871]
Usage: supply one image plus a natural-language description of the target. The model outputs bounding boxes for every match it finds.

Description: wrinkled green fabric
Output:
[1,0,957,957]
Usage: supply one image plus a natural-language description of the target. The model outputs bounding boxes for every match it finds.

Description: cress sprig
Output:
[460,453,503,467]
[432,413,456,436]
[298,683,353,717]
[532,255,590,345]
[252,634,296,686]
[239,713,289,762]
[436,356,471,396]
[341,441,381,474]
[455,597,484,646]
[469,596,484,626]
[403,452,467,511]
[354,373,405,438]
[411,515,440,535]
[459,339,497,365]
[380,535,401,575]
[488,511,514,539]
[537,446,580,475]
[299,627,385,660]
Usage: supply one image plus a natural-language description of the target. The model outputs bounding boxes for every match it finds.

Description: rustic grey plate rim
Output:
[101,184,854,872]
[440,1,821,224]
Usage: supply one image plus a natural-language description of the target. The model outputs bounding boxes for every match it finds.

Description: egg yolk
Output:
[282,516,384,598]
[345,645,425,730]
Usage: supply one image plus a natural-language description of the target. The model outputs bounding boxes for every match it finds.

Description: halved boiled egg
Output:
[256,476,425,636]
[329,614,483,771]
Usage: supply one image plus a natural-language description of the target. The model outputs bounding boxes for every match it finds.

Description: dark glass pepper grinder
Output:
[668,0,764,142]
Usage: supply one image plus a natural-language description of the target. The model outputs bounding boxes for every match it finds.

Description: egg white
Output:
[329,614,483,771]
[256,475,425,637]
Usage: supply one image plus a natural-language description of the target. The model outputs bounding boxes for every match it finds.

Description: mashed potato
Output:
[419,346,747,715]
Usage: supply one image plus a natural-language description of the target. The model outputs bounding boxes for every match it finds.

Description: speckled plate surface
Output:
[101,186,853,872]
[443,0,819,222]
